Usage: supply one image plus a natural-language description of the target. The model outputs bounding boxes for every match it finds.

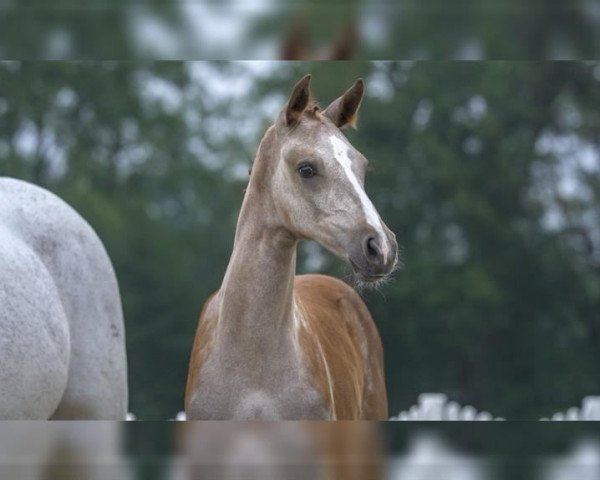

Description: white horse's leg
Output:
[41,422,133,480]
[49,242,128,420]
[0,229,70,419]
[0,423,132,480]
[0,422,60,480]
[37,205,128,420]
[45,212,128,419]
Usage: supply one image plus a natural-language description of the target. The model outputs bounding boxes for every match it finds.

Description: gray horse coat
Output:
[0,177,128,419]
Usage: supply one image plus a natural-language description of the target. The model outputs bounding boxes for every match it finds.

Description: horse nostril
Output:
[365,236,381,262]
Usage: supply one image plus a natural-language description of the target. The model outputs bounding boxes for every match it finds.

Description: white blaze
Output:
[329,135,389,262]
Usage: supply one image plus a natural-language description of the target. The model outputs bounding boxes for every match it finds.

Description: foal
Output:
[185,75,398,420]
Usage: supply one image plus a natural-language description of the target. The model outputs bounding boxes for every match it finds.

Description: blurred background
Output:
[1,61,599,420]
[1,421,599,480]
[1,0,600,60]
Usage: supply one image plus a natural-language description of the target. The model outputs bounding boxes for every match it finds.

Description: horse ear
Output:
[284,74,312,126]
[323,78,364,129]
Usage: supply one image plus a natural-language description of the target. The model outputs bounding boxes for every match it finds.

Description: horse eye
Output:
[298,163,316,178]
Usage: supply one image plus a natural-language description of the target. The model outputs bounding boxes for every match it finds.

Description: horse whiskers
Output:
[350,255,402,294]
[352,273,394,294]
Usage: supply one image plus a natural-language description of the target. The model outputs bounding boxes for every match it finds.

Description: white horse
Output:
[0,177,128,419]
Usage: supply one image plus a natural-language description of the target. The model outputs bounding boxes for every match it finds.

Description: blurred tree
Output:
[1,0,600,59]
[350,62,600,418]
[1,61,599,420]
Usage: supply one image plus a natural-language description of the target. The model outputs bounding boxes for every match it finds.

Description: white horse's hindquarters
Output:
[48,224,129,419]
[0,177,128,419]
[0,230,70,419]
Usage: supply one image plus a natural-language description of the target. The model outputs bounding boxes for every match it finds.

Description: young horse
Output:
[185,75,398,420]
[0,178,128,419]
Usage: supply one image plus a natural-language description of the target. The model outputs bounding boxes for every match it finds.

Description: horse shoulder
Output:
[294,274,386,419]
[185,290,220,408]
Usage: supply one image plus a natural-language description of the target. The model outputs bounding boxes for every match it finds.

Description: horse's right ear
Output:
[323,78,364,129]
[283,74,312,126]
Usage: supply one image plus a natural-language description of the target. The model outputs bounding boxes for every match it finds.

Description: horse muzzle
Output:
[348,230,398,282]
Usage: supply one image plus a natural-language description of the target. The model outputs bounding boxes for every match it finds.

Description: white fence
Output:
[166,394,600,421]
[390,393,503,421]
[388,434,600,480]
[390,393,600,421]
[540,396,600,421]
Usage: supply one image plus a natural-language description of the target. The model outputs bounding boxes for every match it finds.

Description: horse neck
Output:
[216,129,298,355]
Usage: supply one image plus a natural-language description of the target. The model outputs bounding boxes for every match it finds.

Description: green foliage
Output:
[1,61,599,419]
[3,1,600,60]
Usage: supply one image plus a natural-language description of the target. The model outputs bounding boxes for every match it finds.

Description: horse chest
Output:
[188,346,330,420]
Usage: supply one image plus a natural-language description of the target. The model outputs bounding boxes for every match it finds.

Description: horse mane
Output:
[306,100,321,115]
